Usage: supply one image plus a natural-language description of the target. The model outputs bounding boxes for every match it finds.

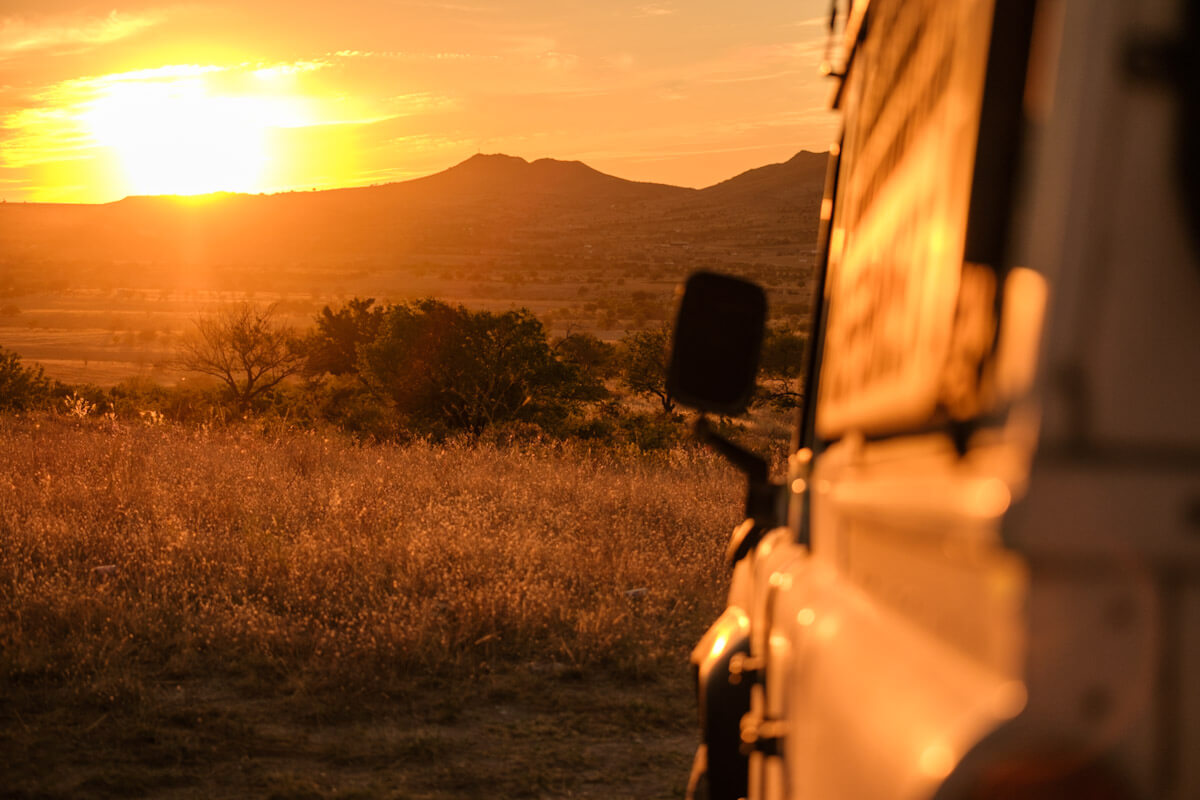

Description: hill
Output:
[0,151,827,293]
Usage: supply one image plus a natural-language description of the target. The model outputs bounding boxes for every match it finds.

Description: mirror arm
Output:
[694,417,784,531]
[694,417,767,482]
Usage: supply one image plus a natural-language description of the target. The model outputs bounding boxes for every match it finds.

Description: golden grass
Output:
[0,413,742,697]
[1,413,745,797]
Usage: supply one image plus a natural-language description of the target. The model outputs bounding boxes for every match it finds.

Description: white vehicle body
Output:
[685,0,1200,797]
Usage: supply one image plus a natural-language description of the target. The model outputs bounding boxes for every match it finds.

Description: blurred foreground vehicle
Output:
[674,0,1199,798]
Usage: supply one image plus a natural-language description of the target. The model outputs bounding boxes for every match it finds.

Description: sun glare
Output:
[83,72,311,197]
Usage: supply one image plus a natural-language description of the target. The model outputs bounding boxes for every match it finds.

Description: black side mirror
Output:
[668,272,767,416]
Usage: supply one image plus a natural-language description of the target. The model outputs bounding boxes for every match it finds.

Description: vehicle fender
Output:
[691,605,753,800]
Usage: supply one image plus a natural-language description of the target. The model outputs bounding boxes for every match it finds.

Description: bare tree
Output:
[179,303,304,408]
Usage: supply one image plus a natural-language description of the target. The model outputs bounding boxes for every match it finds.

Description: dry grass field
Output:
[0,413,746,798]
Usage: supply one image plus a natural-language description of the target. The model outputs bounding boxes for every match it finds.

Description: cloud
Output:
[251,60,331,81]
[395,1,497,13]
[659,83,688,102]
[607,52,636,71]
[702,68,807,85]
[794,15,834,29]
[297,91,453,128]
[73,64,227,85]
[330,49,490,62]
[386,92,457,115]
[0,60,374,170]
[540,51,579,71]
[501,34,561,58]
[634,4,675,17]
[0,10,161,57]
[695,41,827,85]
[0,106,94,168]
[0,64,234,168]
[498,85,612,100]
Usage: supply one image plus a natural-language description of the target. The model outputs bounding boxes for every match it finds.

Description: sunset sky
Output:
[1,1,840,204]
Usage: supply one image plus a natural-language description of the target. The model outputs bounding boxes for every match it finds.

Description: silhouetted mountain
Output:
[700,151,827,206]
[0,151,827,291]
[398,153,689,202]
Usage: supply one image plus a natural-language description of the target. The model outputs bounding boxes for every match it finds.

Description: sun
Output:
[83,72,309,196]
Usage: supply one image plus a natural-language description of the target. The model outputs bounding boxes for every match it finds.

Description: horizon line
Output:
[2,149,831,207]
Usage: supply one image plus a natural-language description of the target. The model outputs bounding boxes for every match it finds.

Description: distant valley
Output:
[0,151,827,385]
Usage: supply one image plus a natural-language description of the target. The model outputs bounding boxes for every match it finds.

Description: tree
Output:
[304,297,385,376]
[360,299,587,433]
[0,346,54,411]
[618,326,675,414]
[179,303,304,408]
[554,331,616,396]
[756,326,808,410]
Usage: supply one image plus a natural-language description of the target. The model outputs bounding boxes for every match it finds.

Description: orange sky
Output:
[1,1,839,203]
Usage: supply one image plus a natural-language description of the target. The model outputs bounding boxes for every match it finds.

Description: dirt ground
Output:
[1,665,699,799]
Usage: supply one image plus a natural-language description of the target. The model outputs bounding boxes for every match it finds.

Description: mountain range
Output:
[0,151,828,290]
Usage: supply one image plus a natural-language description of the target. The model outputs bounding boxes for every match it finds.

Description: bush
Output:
[554,331,618,389]
[614,412,688,451]
[108,376,227,425]
[360,299,596,434]
[755,326,808,410]
[304,297,384,376]
[292,374,398,439]
[0,347,55,412]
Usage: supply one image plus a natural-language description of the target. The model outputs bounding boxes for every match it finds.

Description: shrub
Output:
[614,411,688,451]
[554,331,618,390]
[304,297,385,376]
[108,376,227,425]
[293,374,398,439]
[360,299,595,434]
[756,326,808,410]
[0,347,54,411]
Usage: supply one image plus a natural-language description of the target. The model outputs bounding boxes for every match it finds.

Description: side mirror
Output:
[668,272,767,416]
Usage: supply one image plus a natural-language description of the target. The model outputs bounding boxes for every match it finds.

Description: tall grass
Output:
[0,413,743,699]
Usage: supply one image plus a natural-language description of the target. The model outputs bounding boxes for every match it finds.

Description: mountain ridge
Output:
[0,151,828,284]
[96,150,822,207]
